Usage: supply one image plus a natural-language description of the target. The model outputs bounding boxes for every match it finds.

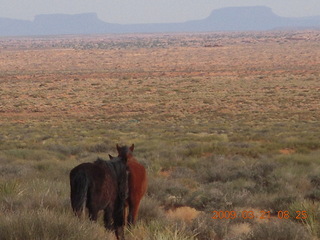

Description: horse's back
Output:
[70,162,91,177]
[70,162,108,183]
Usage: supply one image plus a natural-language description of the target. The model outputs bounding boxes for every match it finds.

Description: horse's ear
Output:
[130,144,134,152]
[108,154,114,160]
[116,144,120,153]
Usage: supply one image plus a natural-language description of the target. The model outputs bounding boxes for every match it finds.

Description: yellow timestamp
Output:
[212,210,308,220]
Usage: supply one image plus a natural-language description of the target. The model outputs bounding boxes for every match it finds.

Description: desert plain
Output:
[0,31,319,239]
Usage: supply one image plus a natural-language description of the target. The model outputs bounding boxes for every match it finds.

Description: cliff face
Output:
[1,6,320,36]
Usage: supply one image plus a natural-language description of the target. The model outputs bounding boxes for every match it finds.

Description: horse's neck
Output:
[128,156,137,162]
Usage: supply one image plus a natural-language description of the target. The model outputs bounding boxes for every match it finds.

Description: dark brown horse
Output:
[115,144,147,225]
[69,156,128,240]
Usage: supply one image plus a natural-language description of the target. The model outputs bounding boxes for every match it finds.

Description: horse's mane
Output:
[94,157,125,177]
[95,157,128,200]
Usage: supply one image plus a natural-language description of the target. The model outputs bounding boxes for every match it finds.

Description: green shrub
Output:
[0,164,28,179]
[86,141,113,153]
[185,183,226,210]
[268,195,297,213]
[189,213,228,240]
[310,174,320,188]
[46,144,83,157]
[138,196,165,223]
[147,176,189,207]
[306,189,320,201]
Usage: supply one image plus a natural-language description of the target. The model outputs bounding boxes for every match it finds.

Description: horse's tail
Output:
[70,169,89,218]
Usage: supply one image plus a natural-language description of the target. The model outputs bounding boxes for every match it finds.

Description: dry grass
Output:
[166,206,201,222]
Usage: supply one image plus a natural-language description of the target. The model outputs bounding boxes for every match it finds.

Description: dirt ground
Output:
[1,31,319,125]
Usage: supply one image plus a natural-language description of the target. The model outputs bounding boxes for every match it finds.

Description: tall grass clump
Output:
[0,209,115,240]
[289,200,320,238]
[147,176,189,208]
[0,177,69,213]
[0,180,21,197]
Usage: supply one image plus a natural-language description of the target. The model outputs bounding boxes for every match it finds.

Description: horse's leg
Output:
[77,206,87,220]
[114,226,125,240]
[127,197,141,225]
[127,198,134,225]
[88,206,98,221]
[131,199,141,225]
[114,214,125,240]
[113,203,126,240]
[124,200,129,225]
[103,206,113,230]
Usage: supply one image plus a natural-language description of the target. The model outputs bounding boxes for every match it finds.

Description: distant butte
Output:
[0,6,320,36]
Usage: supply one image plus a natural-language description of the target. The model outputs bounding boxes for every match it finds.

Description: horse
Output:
[113,144,147,225]
[69,156,128,240]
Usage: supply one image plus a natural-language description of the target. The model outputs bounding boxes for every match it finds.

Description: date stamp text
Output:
[212,210,308,220]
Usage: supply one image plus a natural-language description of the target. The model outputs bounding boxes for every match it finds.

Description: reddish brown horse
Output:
[69,156,128,240]
[113,144,147,225]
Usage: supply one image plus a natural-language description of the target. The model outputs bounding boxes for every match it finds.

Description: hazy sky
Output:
[1,0,320,24]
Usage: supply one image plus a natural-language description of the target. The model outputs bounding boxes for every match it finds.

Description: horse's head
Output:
[116,144,134,159]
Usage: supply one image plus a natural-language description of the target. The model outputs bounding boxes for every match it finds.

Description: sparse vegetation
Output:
[0,31,319,239]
